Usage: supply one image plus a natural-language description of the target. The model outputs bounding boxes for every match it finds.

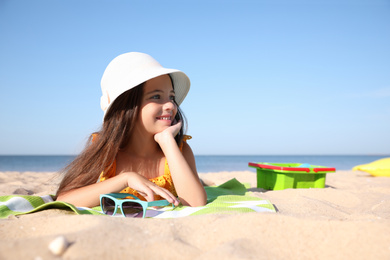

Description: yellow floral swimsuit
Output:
[98,135,191,201]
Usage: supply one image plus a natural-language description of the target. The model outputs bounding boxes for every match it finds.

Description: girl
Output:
[56,52,207,208]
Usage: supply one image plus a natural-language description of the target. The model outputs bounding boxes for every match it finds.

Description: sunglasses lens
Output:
[122,201,144,218]
[102,197,116,216]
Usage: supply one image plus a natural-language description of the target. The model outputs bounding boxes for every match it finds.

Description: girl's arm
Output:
[155,123,207,207]
[56,172,180,208]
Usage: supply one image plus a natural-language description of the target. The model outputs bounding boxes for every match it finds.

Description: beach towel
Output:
[0,178,275,219]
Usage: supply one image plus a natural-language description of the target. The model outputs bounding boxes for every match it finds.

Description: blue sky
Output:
[0,0,389,155]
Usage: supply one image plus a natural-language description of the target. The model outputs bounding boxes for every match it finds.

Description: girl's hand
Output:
[123,172,180,206]
[154,121,182,145]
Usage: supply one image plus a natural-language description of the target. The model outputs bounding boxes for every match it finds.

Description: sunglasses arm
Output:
[147,200,174,208]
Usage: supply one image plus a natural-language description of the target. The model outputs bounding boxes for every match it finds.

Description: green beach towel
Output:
[0,178,275,219]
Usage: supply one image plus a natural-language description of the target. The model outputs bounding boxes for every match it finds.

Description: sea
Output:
[0,155,388,173]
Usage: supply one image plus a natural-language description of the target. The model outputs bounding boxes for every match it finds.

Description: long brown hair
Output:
[55,80,187,198]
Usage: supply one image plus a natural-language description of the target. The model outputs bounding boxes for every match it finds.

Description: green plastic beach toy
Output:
[248,162,336,190]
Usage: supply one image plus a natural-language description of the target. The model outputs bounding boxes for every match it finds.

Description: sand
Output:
[0,170,389,259]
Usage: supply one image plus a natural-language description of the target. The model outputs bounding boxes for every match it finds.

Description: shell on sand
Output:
[48,236,69,256]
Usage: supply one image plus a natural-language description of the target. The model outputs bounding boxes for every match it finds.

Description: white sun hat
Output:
[100,52,190,119]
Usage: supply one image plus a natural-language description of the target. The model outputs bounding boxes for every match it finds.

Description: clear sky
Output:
[0,0,389,155]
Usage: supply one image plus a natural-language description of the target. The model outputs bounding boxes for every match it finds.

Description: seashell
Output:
[48,236,69,256]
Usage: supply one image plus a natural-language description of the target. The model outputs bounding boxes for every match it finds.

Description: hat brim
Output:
[103,68,190,120]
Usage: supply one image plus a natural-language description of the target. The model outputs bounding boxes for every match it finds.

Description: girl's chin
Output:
[152,125,170,133]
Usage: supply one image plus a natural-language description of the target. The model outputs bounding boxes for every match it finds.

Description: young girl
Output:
[56,52,207,208]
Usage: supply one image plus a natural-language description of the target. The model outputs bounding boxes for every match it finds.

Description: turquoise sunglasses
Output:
[100,193,174,218]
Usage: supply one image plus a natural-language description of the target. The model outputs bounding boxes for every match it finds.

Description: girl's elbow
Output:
[197,190,208,206]
[55,192,66,202]
[198,193,208,206]
[55,192,72,204]
[56,191,82,206]
[187,194,207,207]
[194,199,207,207]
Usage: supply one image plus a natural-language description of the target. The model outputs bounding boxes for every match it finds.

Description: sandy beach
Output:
[0,169,389,259]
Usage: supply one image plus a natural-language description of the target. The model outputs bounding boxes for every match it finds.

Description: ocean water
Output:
[0,155,388,173]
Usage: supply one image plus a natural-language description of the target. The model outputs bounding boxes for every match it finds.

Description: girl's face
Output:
[137,74,178,135]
